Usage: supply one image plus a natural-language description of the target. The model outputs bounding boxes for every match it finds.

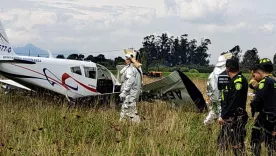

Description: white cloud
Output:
[1,0,276,63]
[164,0,229,22]
[202,22,249,33]
[259,23,274,33]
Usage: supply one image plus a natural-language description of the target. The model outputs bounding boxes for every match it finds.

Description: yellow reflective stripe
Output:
[222,90,224,101]
[260,79,265,83]
[260,58,271,64]
[234,77,242,83]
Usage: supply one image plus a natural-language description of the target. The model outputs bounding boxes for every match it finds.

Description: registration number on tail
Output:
[0,44,12,53]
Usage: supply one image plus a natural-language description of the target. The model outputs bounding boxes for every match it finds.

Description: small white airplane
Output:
[0,20,207,112]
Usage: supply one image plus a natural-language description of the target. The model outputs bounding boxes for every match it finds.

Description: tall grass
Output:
[0,79,267,155]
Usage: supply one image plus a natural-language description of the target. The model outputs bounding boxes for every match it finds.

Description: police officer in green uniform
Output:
[250,58,276,156]
[217,59,248,156]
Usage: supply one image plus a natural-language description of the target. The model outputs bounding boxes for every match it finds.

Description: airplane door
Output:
[69,65,98,96]
[68,66,84,93]
[82,66,97,91]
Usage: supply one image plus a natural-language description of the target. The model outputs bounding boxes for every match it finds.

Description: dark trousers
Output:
[251,113,276,156]
[218,114,248,156]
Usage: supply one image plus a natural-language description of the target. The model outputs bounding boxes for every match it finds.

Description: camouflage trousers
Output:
[120,95,140,123]
[204,101,221,125]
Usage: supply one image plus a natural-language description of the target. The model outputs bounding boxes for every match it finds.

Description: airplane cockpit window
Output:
[70,66,82,75]
[84,67,96,79]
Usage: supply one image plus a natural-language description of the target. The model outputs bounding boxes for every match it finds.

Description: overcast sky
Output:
[1,0,276,64]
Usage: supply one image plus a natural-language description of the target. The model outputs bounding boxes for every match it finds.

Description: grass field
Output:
[0,76,268,155]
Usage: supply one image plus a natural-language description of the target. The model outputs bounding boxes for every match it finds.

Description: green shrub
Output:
[189,69,199,73]
[180,67,189,72]
[169,66,181,72]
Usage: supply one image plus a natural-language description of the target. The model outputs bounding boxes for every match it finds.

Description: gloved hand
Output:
[119,91,127,101]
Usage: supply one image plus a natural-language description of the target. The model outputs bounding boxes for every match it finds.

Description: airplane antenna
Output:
[47,50,53,58]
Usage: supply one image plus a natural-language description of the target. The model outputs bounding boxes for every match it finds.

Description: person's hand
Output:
[272,131,276,136]
[206,97,211,105]
[249,79,258,88]
[119,91,126,101]
[119,91,126,97]
[218,117,225,125]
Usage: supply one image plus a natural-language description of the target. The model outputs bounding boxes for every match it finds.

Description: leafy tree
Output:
[170,37,180,66]
[79,54,85,60]
[142,34,158,67]
[56,54,65,59]
[241,48,259,71]
[179,34,189,65]
[194,38,211,65]
[188,39,197,64]
[114,56,125,65]
[100,59,114,67]
[139,47,149,72]
[67,54,79,60]
[156,33,173,66]
[84,55,95,62]
[94,54,106,63]
[140,33,211,68]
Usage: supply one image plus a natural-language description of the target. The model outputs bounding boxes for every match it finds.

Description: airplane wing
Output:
[142,70,207,112]
[0,79,32,91]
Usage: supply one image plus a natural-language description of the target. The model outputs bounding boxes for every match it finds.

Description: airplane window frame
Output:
[70,66,82,75]
[84,67,96,79]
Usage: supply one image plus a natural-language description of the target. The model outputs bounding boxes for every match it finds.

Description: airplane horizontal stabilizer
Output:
[0,79,32,91]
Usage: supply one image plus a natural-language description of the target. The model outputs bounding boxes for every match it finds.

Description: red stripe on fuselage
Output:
[11,64,97,93]
[11,64,70,90]
[61,73,97,92]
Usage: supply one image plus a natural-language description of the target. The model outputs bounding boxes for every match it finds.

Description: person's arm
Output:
[249,79,258,89]
[250,79,269,117]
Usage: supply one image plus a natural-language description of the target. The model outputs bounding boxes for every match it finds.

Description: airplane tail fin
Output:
[0,20,16,56]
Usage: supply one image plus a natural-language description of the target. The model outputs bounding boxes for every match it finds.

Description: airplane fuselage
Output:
[0,55,119,99]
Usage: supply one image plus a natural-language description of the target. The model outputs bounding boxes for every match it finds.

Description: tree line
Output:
[56,54,125,69]
[139,33,211,70]
[55,32,276,73]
